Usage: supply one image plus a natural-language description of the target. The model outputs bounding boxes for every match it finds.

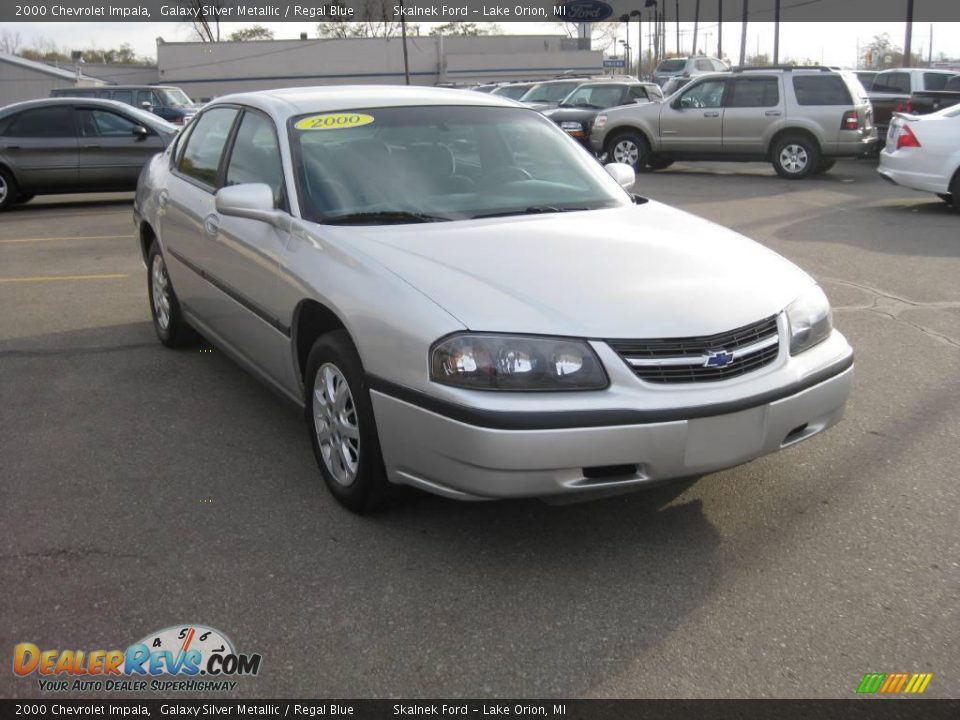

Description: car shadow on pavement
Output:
[1,321,724,698]
[8,195,135,214]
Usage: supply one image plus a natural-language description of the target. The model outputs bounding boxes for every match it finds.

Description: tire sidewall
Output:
[0,166,17,211]
[772,135,820,180]
[146,240,195,347]
[608,132,650,173]
[304,330,388,512]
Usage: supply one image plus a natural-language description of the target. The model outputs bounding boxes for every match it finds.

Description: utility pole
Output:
[400,0,410,85]
[738,0,748,66]
[773,0,780,64]
[717,0,723,59]
[676,0,680,54]
[903,0,914,68]
[693,0,700,54]
[928,23,933,66]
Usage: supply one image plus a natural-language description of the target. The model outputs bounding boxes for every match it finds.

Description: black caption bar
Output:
[3,0,960,24]
[2,700,960,719]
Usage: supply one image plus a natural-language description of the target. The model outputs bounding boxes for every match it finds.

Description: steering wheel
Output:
[481,166,533,188]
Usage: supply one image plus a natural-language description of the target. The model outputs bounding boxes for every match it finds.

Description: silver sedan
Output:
[134,86,853,512]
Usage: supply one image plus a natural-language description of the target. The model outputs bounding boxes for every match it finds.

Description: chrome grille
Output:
[607,315,780,384]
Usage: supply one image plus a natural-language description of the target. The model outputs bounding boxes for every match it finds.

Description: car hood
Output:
[545,107,604,123]
[322,202,813,339]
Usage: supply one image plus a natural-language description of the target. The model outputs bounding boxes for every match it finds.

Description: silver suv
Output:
[591,67,877,179]
[653,55,729,86]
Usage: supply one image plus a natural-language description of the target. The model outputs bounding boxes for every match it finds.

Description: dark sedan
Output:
[0,98,178,211]
[544,81,663,148]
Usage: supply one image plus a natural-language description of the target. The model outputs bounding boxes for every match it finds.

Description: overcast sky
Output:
[4,21,960,68]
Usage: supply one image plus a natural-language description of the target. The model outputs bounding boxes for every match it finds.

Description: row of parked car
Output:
[477,64,959,208]
[0,64,958,212]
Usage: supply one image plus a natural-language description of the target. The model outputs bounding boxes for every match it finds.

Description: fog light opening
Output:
[582,464,639,481]
[782,423,810,446]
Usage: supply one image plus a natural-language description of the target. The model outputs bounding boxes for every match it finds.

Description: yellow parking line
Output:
[0,273,129,283]
[0,235,130,244]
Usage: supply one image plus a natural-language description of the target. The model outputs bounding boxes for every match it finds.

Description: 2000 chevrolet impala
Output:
[134,86,853,512]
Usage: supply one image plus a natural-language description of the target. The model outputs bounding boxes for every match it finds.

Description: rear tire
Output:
[607,131,651,173]
[146,240,199,348]
[951,174,960,212]
[936,193,952,204]
[305,330,391,513]
[771,134,820,180]
[0,166,18,211]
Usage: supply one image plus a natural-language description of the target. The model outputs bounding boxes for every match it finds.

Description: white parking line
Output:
[0,235,130,245]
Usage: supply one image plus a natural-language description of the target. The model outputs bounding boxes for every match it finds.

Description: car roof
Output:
[212,85,524,117]
[0,96,151,117]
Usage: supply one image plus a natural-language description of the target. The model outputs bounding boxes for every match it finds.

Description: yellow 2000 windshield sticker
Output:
[294,113,375,130]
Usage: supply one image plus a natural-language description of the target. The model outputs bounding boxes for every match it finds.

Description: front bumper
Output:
[370,333,854,500]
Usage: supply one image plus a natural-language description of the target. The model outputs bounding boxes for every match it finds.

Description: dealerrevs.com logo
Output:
[14,624,262,693]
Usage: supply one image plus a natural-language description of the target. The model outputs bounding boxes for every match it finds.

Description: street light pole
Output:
[903,0,914,67]
[738,0,748,67]
[718,0,723,59]
[773,0,781,64]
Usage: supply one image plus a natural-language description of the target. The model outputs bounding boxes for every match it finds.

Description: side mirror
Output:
[132,125,150,139]
[604,162,636,189]
[141,101,154,111]
[215,183,285,227]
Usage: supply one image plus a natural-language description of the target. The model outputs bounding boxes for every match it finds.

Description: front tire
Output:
[813,158,836,175]
[947,174,960,212]
[648,156,675,171]
[305,330,391,513]
[607,131,651,172]
[771,135,820,180]
[147,240,199,348]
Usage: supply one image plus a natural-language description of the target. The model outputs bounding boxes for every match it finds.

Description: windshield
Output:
[158,88,193,107]
[560,85,626,109]
[492,85,533,100]
[289,106,630,224]
[521,82,581,103]
[657,59,687,72]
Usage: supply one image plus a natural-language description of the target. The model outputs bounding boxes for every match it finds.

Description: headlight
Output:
[430,334,608,391]
[559,121,584,132]
[594,114,608,130]
[786,285,832,355]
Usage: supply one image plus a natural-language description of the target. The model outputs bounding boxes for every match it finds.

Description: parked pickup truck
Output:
[868,68,958,141]
[907,74,960,115]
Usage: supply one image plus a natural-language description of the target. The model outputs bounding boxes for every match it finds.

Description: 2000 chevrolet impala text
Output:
[134,87,853,512]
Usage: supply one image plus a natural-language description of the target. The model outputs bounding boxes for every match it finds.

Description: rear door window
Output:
[695,59,714,72]
[3,106,75,137]
[111,90,134,105]
[923,73,955,91]
[177,107,239,189]
[870,72,910,94]
[792,75,853,105]
[727,78,780,107]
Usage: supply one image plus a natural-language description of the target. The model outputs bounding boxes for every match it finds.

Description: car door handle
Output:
[764,111,782,116]
[4,145,20,150]
[82,144,101,149]
[703,111,720,117]
[203,214,221,237]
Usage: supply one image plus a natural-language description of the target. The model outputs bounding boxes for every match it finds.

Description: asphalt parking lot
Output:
[1,158,958,699]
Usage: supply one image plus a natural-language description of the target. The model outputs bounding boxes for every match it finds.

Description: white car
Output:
[134,86,854,512]
[878,104,960,210]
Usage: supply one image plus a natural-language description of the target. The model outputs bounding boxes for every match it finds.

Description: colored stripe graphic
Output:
[857,672,933,694]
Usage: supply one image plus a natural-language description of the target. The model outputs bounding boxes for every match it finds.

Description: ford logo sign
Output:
[556,0,614,22]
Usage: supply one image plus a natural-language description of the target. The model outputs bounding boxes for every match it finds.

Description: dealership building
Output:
[155,34,603,101]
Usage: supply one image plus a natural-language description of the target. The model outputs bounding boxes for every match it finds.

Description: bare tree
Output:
[183,0,223,42]
[0,29,24,55]
[228,25,275,41]
[317,0,415,39]
[553,21,621,54]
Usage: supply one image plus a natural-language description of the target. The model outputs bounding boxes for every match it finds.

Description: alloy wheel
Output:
[151,253,171,331]
[613,140,640,167]
[313,363,361,487]
[779,144,809,174]
[0,174,7,205]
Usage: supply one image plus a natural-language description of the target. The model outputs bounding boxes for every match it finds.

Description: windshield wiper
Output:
[472,206,590,219]
[321,210,451,225]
